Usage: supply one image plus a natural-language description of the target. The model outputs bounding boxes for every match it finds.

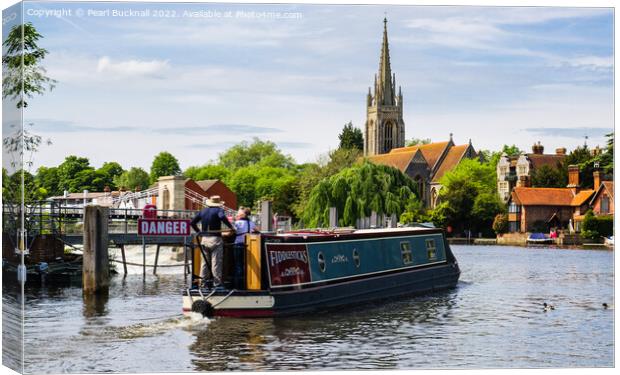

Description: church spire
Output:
[377,17,394,106]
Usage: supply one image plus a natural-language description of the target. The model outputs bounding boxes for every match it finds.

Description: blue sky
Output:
[1,1,614,173]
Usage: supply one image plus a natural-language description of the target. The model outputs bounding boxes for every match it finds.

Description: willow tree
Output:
[302,162,419,228]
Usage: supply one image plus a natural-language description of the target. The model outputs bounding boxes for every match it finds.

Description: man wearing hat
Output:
[190,195,235,289]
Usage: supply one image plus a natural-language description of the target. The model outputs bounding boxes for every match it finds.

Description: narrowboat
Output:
[183,226,460,318]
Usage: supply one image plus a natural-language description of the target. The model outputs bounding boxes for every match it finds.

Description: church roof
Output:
[365,151,416,172]
[432,144,469,183]
[390,141,451,171]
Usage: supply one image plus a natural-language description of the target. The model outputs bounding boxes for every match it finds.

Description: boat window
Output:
[400,241,413,264]
[426,239,437,260]
[352,249,360,268]
[318,252,326,272]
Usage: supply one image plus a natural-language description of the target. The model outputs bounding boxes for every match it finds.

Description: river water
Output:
[2,245,614,372]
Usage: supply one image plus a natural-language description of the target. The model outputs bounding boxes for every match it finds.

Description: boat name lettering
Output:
[269,250,308,266]
[331,254,349,264]
[281,267,305,277]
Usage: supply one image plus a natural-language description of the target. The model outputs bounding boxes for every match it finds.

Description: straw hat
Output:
[205,195,224,207]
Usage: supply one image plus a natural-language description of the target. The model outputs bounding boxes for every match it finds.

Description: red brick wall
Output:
[592,191,614,215]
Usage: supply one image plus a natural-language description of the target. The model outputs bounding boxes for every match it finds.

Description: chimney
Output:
[555,147,566,156]
[591,145,601,157]
[532,141,544,155]
[593,163,602,190]
[567,165,580,190]
[517,175,530,187]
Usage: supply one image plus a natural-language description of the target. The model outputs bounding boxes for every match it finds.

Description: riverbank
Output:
[448,236,613,250]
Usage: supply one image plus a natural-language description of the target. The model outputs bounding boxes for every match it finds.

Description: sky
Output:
[1,0,614,173]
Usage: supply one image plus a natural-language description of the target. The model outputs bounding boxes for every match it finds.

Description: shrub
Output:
[492,213,508,234]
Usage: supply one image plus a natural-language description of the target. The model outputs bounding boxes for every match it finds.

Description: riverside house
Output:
[506,166,609,233]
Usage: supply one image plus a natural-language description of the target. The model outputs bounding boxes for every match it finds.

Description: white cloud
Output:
[96,56,170,77]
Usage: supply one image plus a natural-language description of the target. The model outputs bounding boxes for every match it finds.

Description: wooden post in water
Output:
[83,205,109,294]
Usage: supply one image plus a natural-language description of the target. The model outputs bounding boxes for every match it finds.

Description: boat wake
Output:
[81,313,211,340]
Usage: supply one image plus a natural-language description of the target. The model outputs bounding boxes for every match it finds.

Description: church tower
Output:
[364,18,405,157]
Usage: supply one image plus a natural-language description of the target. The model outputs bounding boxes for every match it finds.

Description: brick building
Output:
[497,142,567,202]
[506,166,613,233]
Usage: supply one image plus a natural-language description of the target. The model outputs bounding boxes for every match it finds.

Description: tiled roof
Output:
[526,153,565,169]
[570,190,595,206]
[602,181,614,199]
[432,144,468,183]
[590,181,614,205]
[391,142,450,170]
[365,151,416,172]
[511,187,575,206]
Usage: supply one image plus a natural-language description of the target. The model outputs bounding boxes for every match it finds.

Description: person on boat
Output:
[190,195,235,289]
[233,207,258,289]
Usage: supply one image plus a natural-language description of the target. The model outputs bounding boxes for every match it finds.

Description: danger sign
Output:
[138,219,191,236]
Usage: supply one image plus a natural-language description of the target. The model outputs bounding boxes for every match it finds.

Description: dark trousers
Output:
[233,243,245,290]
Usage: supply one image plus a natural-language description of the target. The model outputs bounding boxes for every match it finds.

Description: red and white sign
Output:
[266,244,312,287]
[138,219,191,236]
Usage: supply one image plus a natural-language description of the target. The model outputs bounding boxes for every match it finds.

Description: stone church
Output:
[365,19,478,208]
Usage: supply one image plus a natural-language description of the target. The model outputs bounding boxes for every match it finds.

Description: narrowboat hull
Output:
[183,263,460,317]
[183,227,460,318]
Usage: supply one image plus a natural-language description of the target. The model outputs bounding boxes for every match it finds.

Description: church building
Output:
[365,18,479,208]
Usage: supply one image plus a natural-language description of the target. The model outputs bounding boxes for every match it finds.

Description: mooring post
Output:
[153,244,161,275]
[142,236,146,279]
[83,205,110,294]
[119,244,127,275]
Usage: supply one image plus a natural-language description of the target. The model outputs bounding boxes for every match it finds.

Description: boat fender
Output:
[191,299,214,317]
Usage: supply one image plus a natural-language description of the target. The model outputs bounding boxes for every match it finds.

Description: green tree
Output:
[530,164,565,188]
[97,161,124,190]
[562,145,595,188]
[435,158,504,235]
[594,132,613,175]
[405,138,431,147]
[150,151,181,182]
[338,121,363,151]
[57,156,92,192]
[114,167,150,191]
[294,148,362,219]
[35,166,61,197]
[218,138,295,171]
[2,22,56,108]
[482,144,523,168]
[184,164,231,182]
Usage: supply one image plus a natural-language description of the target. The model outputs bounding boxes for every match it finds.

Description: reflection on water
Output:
[4,245,614,372]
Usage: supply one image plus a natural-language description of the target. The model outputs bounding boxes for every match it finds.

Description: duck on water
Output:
[183,226,461,318]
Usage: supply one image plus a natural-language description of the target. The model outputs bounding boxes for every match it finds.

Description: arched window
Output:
[383,121,394,151]
[413,175,424,200]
